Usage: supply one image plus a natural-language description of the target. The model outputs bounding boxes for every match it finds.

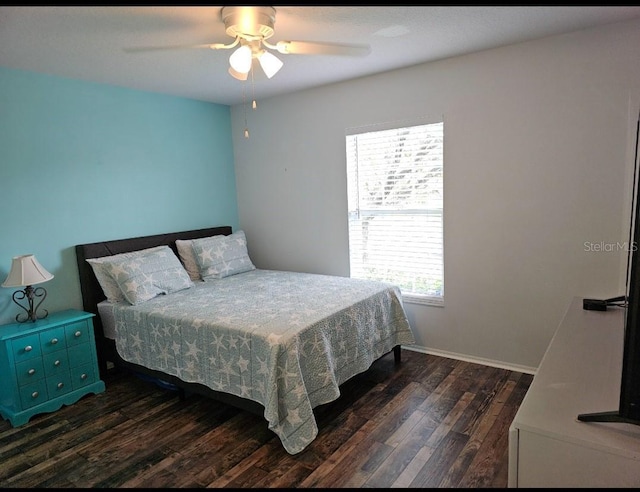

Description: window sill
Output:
[402,294,444,307]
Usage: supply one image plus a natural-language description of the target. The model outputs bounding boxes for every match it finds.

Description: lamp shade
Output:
[2,255,54,288]
[258,50,283,79]
[229,45,252,74]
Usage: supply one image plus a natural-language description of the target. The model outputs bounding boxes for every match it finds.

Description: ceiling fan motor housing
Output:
[222,6,276,41]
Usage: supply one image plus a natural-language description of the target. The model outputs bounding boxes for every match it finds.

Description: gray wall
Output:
[231,19,640,373]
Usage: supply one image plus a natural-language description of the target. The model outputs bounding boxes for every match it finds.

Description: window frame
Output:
[345,117,444,307]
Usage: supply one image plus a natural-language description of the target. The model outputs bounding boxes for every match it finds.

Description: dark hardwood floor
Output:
[0,349,533,488]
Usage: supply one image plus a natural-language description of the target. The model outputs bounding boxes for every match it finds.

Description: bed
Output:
[75,226,415,454]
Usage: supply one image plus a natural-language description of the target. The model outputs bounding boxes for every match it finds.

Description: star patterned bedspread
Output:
[111,269,415,454]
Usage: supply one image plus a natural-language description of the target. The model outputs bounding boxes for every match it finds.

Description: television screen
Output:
[578,108,640,425]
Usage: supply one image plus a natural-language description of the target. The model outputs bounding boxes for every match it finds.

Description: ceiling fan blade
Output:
[274,40,370,57]
[123,41,236,53]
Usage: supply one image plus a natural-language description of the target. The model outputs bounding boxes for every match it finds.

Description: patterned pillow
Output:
[102,246,194,305]
[192,230,256,280]
[86,246,167,303]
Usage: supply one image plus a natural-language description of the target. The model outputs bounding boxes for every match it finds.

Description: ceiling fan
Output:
[125,6,371,81]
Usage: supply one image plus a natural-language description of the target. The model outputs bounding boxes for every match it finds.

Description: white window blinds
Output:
[346,121,444,305]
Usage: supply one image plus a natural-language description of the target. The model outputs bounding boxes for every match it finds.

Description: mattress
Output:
[97,300,117,340]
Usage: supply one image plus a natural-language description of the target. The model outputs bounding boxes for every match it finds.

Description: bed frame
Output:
[75,225,401,417]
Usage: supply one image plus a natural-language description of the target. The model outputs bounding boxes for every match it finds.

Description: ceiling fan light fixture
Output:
[222,6,276,41]
[228,66,249,81]
[229,44,252,74]
[258,50,283,79]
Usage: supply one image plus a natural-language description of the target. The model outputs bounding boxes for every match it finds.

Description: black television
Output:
[577,109,640,425]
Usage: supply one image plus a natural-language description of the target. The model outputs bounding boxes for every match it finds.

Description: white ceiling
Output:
[2,6,640,106]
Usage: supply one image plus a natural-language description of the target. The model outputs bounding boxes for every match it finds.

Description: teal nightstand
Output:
[0,309,105,427]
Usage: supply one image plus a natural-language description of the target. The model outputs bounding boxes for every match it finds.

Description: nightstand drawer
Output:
[45,373,73,398]
[19,381,48,410]
[40,326,67,354]
[72,363,97,390]
[65,320,90,347]
[43,350,69,377]
[11,333,42,362]
[15,358,46,386]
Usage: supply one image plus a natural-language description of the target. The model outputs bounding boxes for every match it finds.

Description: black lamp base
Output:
[12,285,49,323]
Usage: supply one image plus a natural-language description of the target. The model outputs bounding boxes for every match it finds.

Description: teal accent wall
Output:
[0,67,238,325]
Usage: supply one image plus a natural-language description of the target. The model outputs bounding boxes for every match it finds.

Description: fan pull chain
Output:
[242,65,260,138]
[243,76,249,138]
[251,67,257,110]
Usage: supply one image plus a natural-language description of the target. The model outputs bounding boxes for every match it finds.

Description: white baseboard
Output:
[402,344,537,375]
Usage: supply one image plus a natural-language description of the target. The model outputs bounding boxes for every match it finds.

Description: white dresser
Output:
[508,297,640,487]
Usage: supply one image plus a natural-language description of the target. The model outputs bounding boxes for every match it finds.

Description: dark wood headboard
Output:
[75,225,232,373]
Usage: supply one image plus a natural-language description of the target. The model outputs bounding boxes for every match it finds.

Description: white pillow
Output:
[101,246,193,305]
[86,246,167,303]
[191,230,256,280]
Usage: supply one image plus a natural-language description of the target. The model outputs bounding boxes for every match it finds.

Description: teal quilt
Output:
[112,269,415,454]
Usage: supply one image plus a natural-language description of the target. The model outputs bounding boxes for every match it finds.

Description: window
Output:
[346,120,444,305]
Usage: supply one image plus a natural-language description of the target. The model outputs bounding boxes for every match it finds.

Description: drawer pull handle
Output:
[51,338,58,345]
[81,373,88,380]
[31,391,39,399]
[74,331,82,338]
[57,382,64,389]
[24,345,33,352]
[54,360,61,366]
[28,368,36,376]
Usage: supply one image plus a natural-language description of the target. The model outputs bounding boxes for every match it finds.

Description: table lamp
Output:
[2,254,54,323]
